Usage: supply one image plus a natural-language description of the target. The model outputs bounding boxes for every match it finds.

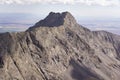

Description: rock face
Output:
[0,12,120,80]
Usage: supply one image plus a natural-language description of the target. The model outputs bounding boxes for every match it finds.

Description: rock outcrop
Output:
[0,12,120,80]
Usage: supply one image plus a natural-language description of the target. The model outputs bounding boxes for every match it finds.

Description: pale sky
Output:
[0,0,120,19]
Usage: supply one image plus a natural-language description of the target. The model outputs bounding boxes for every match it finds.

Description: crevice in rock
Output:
[10,55,25,80]
[29,32,45,52]
[0,56,4,68]
[30,55,49,80]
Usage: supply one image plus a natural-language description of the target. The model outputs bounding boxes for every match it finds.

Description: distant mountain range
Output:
[0,13,120,35]
[0,22,120,34]
[0,12,120,80]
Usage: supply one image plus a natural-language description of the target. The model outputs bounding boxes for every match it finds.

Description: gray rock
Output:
[0,12,120,80]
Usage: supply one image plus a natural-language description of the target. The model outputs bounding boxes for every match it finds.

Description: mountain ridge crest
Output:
[30,11,76,28]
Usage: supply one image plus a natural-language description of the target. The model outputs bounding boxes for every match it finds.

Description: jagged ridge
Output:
[28,12,77,30]
[0,12,120,80]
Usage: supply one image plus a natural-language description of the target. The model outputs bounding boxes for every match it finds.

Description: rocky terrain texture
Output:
[0,12,120,80]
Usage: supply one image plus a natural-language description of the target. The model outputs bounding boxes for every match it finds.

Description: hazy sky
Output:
[0,0,120,19]
[0,0,120,34]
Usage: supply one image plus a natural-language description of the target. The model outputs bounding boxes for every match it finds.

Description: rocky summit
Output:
[0,12,120,80]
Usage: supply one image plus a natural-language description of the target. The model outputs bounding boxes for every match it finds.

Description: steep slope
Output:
[0,12,120,80]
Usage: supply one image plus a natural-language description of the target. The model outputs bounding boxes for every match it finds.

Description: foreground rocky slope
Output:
[0,12,120,80]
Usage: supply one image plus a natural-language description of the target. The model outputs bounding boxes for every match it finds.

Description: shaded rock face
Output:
[30,12,76,28]
[0,12,120,80]
[34,12,65,27]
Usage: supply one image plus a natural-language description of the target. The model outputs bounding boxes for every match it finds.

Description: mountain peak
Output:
[1,11,120,80]
[33,11,77,27]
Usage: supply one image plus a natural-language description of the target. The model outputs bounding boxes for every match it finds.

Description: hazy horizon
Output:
[0,0,120,34]
[0,12,120,35]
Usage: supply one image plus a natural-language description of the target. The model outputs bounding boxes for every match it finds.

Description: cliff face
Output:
[0,12,120,80]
